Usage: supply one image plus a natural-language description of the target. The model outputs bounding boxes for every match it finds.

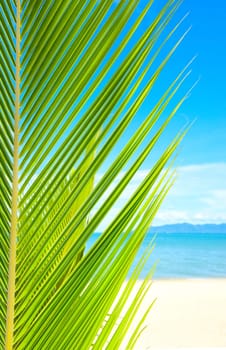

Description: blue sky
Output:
[157,0,226,225]
[176,0,226,165]
[95,0,226,229]
[154,0,226,225]
[128,0,226,166]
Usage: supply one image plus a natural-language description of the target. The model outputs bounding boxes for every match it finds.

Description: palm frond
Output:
[1,1,193,349]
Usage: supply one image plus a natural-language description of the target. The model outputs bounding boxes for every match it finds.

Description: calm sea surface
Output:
[86,233,226,279]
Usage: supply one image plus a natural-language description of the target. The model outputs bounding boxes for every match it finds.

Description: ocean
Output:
[86,232,226,279]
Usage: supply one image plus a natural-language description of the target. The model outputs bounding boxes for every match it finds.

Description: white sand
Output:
[123,279,226,349]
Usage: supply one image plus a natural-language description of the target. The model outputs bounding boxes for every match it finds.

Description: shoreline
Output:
[122,278,226,349]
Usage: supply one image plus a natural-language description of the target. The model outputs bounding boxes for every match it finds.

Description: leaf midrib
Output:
[5,0,20,348]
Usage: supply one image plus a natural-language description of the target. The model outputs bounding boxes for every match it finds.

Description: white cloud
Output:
[92,162,226,231]
[154,209,190,224]
[153,162,226,226]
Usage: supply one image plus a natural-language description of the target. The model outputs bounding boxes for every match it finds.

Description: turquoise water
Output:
[86,233,226,279]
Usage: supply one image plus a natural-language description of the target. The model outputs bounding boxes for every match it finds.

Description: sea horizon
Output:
[86,231,226,279]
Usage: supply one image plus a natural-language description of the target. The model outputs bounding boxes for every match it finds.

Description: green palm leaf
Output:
[1,1,192,349]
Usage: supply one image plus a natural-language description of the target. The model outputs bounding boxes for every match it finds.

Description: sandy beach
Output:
[121,279,226,349]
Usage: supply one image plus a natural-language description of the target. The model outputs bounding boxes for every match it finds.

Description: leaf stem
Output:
[5,0,20,348]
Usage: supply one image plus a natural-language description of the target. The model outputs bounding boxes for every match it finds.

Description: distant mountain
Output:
[149,223,226,234]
